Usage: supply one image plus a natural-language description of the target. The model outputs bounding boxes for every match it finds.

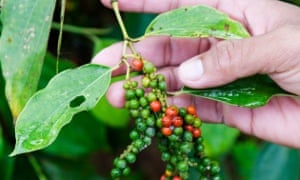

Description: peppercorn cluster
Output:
[110,58,220,180]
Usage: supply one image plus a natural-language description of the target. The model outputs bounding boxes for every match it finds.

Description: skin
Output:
[93,0,300,148]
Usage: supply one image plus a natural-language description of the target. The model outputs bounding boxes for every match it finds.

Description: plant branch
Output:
[111,1,130,40]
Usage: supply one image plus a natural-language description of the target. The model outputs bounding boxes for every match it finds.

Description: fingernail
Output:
[178,57,204,82]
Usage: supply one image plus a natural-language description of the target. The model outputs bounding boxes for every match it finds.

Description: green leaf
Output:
[232,140,260,179]
[252,143,300,180]
[91,96,130,127]
[0,0,57,118]
[40,156,105,180]
[44,112,109,158]
[10,64,112,156]
[202,123,239,157]
[38,53,75,89]
[178,75,295,108]
[145,5,249,39]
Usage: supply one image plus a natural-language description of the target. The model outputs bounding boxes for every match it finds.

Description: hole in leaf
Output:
[70,95,86,108]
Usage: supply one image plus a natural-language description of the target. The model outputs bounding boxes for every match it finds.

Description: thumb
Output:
[178,26,299,89]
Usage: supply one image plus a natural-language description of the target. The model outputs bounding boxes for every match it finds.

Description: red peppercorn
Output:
[172,116,183,127]
[131,58,143,71]
[162,116,172,127]
[186,105,197,116]
[184,125,194,132]
[160,175,166,180]
[150,100,161,113]
[161,127,172,136]
[192,128,201,138]
[165,106,178,117]
[173,176,182,180]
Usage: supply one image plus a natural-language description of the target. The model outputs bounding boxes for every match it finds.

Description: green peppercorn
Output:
[157,74,165,82]
[156,118,162,128]
[147,92,156,102]
[131,81,138,88]
[125,153,136,164]
[168,134,179,142]
[183,131,193,142]
[115,159,127,169]
[180,172,189,180]
[196,137,203,144]
[139,97,148,107]
[133,139,144,149]
[130,109,139,118]
[123,81,130,90]
[125,101,130,109]
[185,114,195,124]
[180,142,193,154]
[142,76,150,88]
[179,108,187,117]
[149,73,156,80]
[211,162,220,175]
[143,136,152,145]
[131,146,139,154]
[161,152,171,161]
[141,109,150,119]
[196,144,204,153]
[202,157,211,166]
[193,118,202,128]
[129,99,139,109]
[143,62,155,73]
[158,81,167,91]
[149,80,158,88]
[136,122,147,132]
[111,168,121,178]
[166,164,173,171]
[129,130,139,140]
[146,116,155,126]
[177,161,188,172]
[198,164,205,173]
[145,127,156,137]
[170,156,177,165]
[135,88,145,97]
[212,176,221,180]
[122,167,131,176]
[173,127,183,135]
[125,89,135,100]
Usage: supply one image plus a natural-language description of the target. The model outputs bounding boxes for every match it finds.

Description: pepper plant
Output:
[0,0,300,179]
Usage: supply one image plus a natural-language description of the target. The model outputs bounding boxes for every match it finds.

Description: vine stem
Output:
[56,0,66,74]
[111,1,130,40]
[111,0,140,80]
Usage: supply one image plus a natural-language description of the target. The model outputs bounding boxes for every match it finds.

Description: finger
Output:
[101,0,218,13]
[178,25,300,95]
[92,36,211,74]
[169,95,300,148]
[101,0,300,36]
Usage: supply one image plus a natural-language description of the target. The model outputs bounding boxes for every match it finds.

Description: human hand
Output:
[93,0,300,148]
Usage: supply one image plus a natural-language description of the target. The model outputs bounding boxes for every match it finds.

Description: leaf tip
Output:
[9,149,20,157]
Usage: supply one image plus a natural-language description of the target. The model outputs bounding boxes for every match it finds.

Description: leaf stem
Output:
[27,154,47,180]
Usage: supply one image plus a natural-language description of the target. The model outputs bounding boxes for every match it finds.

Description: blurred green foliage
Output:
[0,0,300,179]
